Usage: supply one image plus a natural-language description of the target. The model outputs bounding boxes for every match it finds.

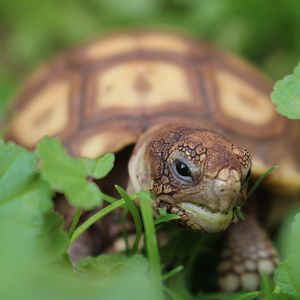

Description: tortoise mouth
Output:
[178,202,233,233]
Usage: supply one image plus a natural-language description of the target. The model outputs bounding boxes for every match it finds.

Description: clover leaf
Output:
[0,140,68,264]
[271,61,300,119]
[36,137,114,210]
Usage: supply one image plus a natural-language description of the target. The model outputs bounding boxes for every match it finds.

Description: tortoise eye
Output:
[175,160,192,178]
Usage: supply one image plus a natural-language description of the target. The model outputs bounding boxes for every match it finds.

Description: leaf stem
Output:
[101,192,117,203]
[70,199,125,244]
[154,214,180,226]
[116,185,143,255]
[121,208,130,255]
[68,208,82,237]
[246,165,277,200]
[139,192,162,285]
[163,287,185,300]
[162,265,184,281]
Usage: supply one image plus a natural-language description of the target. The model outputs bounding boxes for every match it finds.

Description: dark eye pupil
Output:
[176,161,192,177]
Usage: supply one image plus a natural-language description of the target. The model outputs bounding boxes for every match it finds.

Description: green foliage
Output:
[77,253,149,275]
[1,0,300,122]
[81,152,115,179]
[272,62,300,119]
[2,2,300,299]
[274,213,300,299]
[0,138,165,299]
[0,140,69,298]
[115,185,142,255]
[139,191,162,283]
[154,213,180,225]
[70,198,125,243]
[1,136,300,299]
[37,137,114,210]
[246,165,277,201]
[0,140,41,204]
[195,291,260,300]
[275,261,299,299]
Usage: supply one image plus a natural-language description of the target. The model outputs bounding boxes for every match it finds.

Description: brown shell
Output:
[5,30,300,192]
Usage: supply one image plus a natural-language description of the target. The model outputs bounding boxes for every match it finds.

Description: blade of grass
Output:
[232,291,260,300]
[162,265,184,281]
[233,205,245,221]
[154,214,180,226]
[158,207,167,216]
[164,287,187,300]
[246,165,277,200]
[115,185,142,255]
[121,208,130,255]
[68,208,82,237]
[138,191,164,296]
[195,291,260,300]
[101,192,117,204]
[70,199,125,244]
[260,273,274,299]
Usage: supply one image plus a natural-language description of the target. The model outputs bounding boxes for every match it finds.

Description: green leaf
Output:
[0,140,68,264]
[139,191,161,277]
[164,286,190,300]
[154,214,180,225]
[275,212,300,299]
[246,165,277,201]
[68,208,82,237]
[77,253,149,275]
[158,207,167,216]
[138,191,164,298]
[40,211,69,261]
[0,140,39,205]
[115,185,143,255]
[80,152,115,179]
[232,292,260,300]
[36,137,105,210]
[275,260,300,299]
[195,291,260,300]
[70,198,125,244]
[233,205,245,221]
[260,273,274,300]
[162,265,184,281]
[165,273,194,300]
[271,61,300,119]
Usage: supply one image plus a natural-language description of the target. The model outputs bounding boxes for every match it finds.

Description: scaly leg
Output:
[218,216,279,292]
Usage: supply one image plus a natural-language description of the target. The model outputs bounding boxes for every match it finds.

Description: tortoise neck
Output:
[128,141,151,194]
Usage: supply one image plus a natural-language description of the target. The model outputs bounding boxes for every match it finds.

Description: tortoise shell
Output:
[6,30,300,193]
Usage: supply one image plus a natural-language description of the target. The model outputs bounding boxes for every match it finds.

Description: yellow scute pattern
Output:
[85,32,189,60]
[77,130,137,158]
[95,60,193,110]
[10,81,70,147]
[216,70,274,125]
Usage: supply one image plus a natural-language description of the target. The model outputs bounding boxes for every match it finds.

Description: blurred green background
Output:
[1,0,300,120]
[1,2,300,298]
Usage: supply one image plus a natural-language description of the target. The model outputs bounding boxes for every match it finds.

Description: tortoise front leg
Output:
[217,215,279,292]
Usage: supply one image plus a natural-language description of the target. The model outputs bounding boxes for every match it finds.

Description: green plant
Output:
[1,132,299,300]
[272,61,300,119]
[0,138,282,300]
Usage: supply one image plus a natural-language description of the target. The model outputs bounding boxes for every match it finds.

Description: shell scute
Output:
[4,30,300,193]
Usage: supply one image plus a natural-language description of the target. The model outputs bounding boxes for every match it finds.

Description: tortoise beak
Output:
[175,173,242,232]
[178,202,234,233]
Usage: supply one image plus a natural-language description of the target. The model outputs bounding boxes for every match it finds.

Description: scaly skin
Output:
[129,124,252,232]
[218,215,279,291]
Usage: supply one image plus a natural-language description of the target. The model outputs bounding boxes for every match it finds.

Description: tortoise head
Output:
[128,125,252,233]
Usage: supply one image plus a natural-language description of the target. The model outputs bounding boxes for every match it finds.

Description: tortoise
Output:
[5,30,300,291]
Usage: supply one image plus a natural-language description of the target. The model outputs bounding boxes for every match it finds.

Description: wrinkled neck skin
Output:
[128,143,151,195]
[128,124,252,233]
